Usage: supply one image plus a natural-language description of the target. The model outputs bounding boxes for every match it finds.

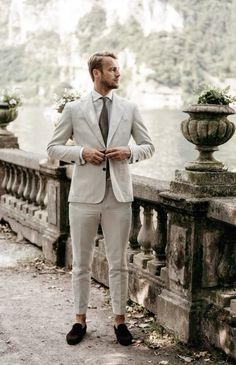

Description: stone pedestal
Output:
[157,169,236,345]
[171,169,236,198]
[0,134,19,148]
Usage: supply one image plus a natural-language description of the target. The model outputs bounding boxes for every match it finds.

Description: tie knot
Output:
[101,96,107,104]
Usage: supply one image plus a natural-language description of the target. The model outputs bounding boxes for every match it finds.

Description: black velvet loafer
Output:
[66,323,87,345]
[114,324,133,346]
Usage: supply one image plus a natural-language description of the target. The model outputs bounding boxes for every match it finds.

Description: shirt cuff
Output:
[128,146,133,163]
[80,147,86,164]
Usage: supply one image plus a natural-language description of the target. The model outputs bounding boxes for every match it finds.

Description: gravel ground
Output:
[0,228,235,365]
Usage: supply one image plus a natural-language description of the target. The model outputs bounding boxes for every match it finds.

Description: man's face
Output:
[98,56,120,90]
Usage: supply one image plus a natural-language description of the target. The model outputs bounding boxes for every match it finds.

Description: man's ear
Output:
[93,69,100,79]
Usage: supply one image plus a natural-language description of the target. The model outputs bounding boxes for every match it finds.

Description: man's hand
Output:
[105,146,131,161]
[82,148,105,165]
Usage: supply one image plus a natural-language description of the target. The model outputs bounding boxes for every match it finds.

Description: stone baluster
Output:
[1,162,8,191]
[129,201,142,250]
[17,168,25,199]
[147,206,167,275]
[23,168,31,202]
[43,180,48,208]
[29,170,38,204]
[36,172,45,207]
[6,165,14,194]
[133,204,155,269]
[12,165,19,197]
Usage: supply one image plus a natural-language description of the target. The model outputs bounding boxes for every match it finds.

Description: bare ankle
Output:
[114,314,125,327]
[75,314,86,325]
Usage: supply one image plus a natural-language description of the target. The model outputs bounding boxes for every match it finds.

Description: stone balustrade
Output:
[0,148,235,359]
[1,161,47,209]
[0,150,49,244]
[0,149,70,265]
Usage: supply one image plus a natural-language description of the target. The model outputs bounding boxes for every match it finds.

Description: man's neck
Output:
[94,86,112,96]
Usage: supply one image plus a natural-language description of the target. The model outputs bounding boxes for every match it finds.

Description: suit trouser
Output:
[69,180,132,315]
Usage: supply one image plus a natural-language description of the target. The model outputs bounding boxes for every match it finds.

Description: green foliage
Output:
[0,88,23,108]
[76,5,107,56]
[1,0,236,104]
[196,85,236,105]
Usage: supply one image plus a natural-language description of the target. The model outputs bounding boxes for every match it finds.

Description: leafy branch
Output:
[195,84,236,105]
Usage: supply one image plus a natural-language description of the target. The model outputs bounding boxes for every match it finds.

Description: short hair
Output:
[88,51,117,81]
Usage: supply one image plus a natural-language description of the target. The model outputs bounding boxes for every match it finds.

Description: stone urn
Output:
[0,102,18,136]
[181,104,235,171]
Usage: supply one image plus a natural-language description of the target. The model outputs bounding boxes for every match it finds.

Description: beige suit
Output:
[47,91,154,314]
[47,92,154,203]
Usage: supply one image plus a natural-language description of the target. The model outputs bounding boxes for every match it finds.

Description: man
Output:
[47,51,155,346]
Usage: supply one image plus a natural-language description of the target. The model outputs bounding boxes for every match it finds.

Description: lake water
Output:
[8,105,236,181]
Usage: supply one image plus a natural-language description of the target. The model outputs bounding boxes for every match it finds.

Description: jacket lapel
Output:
[107,94,124,146]
[80,93,105,147]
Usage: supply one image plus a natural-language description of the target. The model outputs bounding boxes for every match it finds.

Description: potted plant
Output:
[51,88,81,130]
[181,85,236,171]
[53,88,81,114]
[0,88,23,135]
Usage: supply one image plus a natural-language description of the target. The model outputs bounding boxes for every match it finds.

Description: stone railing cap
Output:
[183,104,235,115]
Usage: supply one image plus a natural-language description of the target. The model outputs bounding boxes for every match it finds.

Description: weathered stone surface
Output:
[216,291,236,308]
[202,304,236,359]
[132,174,170,203]
[0,135,19,149]
[133,251,152,269]
[208,198,236,226]
[201,227,223,288]
[181,104,235,172]
[65,237,72,269]
[42,228,67,266]
[156,289,201,343]
[0,148,44,169]
[230,299,236,313]
[47,182,58,225]
[168,224,187,287]
[171,169,236,197]
[128,264,163,314]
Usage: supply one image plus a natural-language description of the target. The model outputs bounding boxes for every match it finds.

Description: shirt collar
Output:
[92,89,113,102]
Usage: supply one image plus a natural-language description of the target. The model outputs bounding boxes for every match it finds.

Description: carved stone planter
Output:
[0,102,18,136]
[181,104,235,171]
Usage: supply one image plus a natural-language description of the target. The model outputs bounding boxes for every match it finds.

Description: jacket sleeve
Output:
[47,103,84,164]
[128,103,155,164]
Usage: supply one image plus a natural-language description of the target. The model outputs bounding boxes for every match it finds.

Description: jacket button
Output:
[103,167,106,171]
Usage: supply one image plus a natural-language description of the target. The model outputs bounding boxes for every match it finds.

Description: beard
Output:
[100,76,119,90]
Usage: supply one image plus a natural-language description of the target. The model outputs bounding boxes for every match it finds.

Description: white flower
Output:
[9,99,17,105]
[53,88,81,110]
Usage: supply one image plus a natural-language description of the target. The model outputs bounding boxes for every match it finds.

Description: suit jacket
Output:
[47,92,155,203]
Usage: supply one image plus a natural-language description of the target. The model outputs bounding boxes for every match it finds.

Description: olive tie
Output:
[99,97,109,145]
[99,97,110,178]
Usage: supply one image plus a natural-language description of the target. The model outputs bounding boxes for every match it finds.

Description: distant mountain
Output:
[1,0,236,108]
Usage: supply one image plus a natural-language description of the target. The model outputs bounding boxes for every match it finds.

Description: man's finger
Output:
[97,150,106,157]
[105,148,117,154]
[106,151,118,158]
[96,155,104,162]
